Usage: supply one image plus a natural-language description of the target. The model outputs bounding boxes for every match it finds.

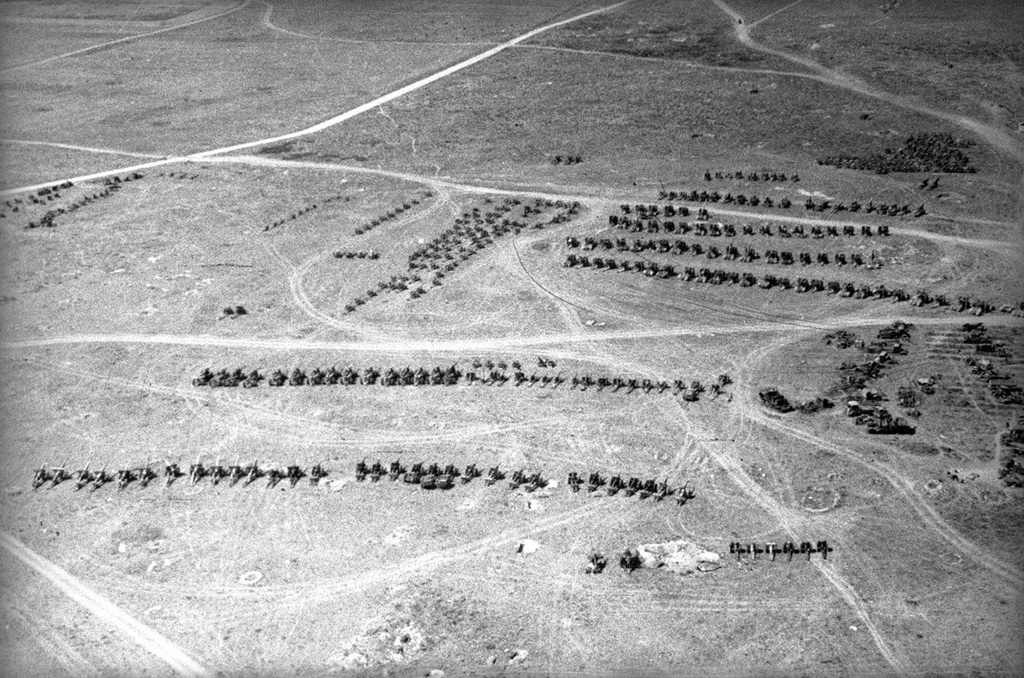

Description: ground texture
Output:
[1,1,1023,677]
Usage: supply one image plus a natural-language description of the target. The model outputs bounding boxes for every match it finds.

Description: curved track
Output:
[708,0,1024,174]
[4,1,1021,674]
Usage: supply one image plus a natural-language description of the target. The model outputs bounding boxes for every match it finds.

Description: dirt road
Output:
[0,0,254,74]
[0,139,169,161]
[0,0,633,198]
[708,0,1024,174]
[0,532,212,678]
[6,312,1021,355]
[207,155,1018,252]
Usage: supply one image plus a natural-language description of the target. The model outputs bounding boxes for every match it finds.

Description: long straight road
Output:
[0,0,632,198]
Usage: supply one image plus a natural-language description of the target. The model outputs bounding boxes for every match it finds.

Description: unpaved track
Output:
[599,333,910,673]
[0,0,633,197]
[0,0,253,74]
[3,312,1021,354]
[0,139,168,160]
[206,156,1018,251]
[4,144,1012,251]
[747,0,805,28]
[749,407,1024,588]
[261,241,384,342]
[708,0,1024,173]
[659,324,1022,673]
[1,531,212,678]
[513,42,809,78]
[704,443,908,673]
[77,495,611,605]
[723,328,1024,589]
[18,353,579,449]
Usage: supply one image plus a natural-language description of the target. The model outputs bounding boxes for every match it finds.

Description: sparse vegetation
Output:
[2,2,1021,676]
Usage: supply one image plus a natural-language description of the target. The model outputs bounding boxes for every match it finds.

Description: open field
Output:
[1,0,1023,677]
[738,0,1024,134]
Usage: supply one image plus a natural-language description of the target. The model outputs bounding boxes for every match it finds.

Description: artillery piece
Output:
[309,464,328,485]
[759,387,794,413]
[164,462,184,486]
[586,553,607,574]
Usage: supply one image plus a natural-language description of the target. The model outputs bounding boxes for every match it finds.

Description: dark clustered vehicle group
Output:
[659,188,923,217]
[341,196,579,311]
[568,235,881,269]
[31,459,329,492]
[818,132,975,174]
[757,322,919,434]
[586,549,645,574]
[31,458,698,510]
[835,321,918,434]
[353,190,431,236]
[356,458,509,490]
[960,324,1023,406]
[19,174,144,229]
[567,471,695,505]
[702,169,800,183]
[566,250,1006,317]
[265,192,351,232]
[191,363,729,401]
[1,181,75,223]
[610,211,892,237]
[729,541,833,561]
[356,460,698,508]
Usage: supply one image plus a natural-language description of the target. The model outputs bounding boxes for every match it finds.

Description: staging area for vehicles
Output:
[1,1,1023,676]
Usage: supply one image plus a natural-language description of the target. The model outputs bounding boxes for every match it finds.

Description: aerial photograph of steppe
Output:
[0,0,1022,676]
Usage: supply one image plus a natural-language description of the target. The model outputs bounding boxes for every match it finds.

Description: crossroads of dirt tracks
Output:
[3,0,1022,674]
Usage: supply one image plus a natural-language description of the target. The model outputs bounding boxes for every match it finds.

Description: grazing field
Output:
[742,0,1024,130]
[1,1,1022,677]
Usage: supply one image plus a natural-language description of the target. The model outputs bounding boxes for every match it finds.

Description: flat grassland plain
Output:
[1,0,1023,676]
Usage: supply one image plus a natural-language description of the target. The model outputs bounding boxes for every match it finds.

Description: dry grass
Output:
[1,0,1022,676]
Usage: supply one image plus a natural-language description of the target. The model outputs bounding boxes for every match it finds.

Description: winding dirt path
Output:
[749,407,1024,588]
[204,156,1017,251]
[704,442,909,672]
[3,142,1013,253]
[707,0,1024,172]
[583,329,910,673]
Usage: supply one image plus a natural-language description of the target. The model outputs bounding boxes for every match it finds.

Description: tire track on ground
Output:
[750,408,1024,588]
[727,327,1023,588]
[20,354,580,450]
[0,1,253,74]
[673,333,911,673]
[203,155,1019,251]
[706,438,909,672]
[0,584,102,677]
[5,313,1020,354]
[0,139,168,161]
[1,532,212,678]
[0,0,633,197]
[87,499,609,605]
